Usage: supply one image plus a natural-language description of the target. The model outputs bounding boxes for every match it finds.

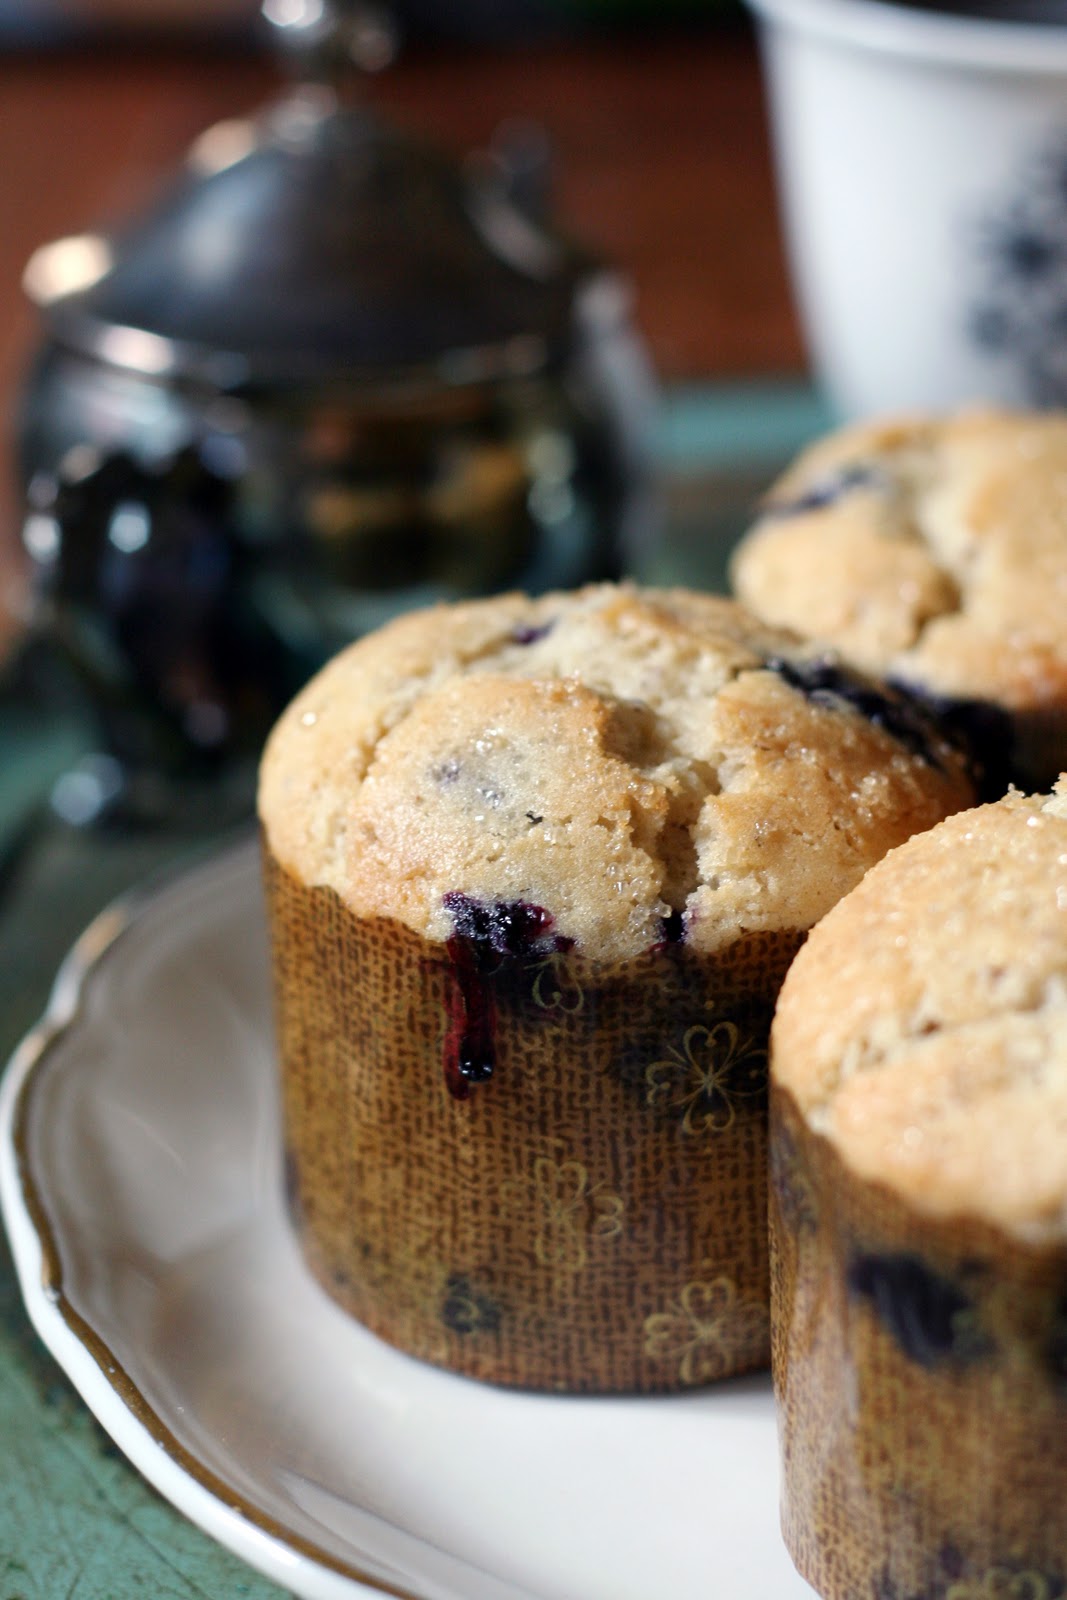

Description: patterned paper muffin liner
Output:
[264,847,803,1393]
[771,1086,1067,1599]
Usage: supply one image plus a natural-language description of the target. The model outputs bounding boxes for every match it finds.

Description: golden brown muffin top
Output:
[731,408,1067,712]
[773,780,1067,1241]
[259,584,972,962]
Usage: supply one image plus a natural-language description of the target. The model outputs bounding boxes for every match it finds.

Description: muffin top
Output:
[259,584,972,963]
[731,408,1067,712]
[773,782,1067,1242]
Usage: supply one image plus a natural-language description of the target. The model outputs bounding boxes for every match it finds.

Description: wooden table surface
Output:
[0,24,803,654]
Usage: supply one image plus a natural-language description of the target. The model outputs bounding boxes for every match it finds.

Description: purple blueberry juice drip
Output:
[442,937,497,1100]
[657,909,686,947]
[441,893,571,1099]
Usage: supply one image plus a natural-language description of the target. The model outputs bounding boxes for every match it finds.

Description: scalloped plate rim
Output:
[0,838,805,1600]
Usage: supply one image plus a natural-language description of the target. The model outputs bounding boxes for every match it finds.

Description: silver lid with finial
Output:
[23,0,590,393]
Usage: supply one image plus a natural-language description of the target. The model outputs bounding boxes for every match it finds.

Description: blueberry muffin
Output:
[731,408,1067,796]
[770,783,1067,1598]
[259,582,972,1392]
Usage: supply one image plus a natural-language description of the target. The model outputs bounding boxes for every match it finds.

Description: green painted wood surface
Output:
[0,1227,289,1599]
[0,381,824,1597]
[0,823,292,1599]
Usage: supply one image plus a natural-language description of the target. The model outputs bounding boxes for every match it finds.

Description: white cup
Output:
[746,0,1067,418]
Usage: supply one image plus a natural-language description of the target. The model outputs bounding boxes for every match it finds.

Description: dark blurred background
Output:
[0,0,804,663]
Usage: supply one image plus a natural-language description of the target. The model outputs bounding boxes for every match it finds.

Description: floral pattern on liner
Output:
[645,1020,768,1136]
[267,859,801,1388]
[529,952,584,1014]
[643,1278,770,1387]
[947,1573,1055,1600]
[873,1562,1065,1600]
[501,1154,624,1276]
[440,1273,501,1337]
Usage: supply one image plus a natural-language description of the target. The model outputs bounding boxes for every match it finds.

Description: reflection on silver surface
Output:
[23,234,112,306]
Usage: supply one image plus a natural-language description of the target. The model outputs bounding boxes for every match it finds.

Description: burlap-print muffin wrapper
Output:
[264,847,804,1393]
[771,1085,1067,1599]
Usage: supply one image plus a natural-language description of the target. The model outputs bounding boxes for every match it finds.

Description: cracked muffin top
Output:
[731,408,1067,716]
[259,584,973,963]
[772,781,1067,1241]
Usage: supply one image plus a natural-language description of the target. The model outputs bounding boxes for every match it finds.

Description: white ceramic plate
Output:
[0,839,813,1600]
